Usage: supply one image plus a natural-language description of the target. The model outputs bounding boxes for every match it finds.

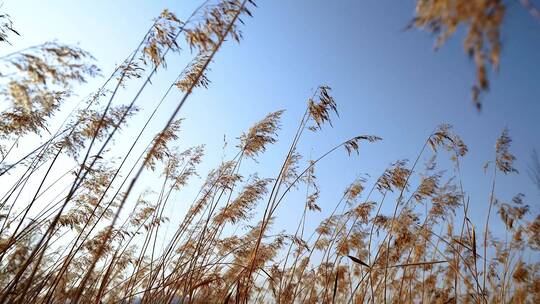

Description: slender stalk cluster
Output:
[0,1,538,304]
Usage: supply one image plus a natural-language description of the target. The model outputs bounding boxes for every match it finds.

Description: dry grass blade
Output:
[347,255,370,268]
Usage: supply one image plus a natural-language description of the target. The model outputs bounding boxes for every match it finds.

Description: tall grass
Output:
[0,1,539,303]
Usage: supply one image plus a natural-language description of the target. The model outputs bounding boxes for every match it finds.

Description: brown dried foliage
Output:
[0,1,538,304]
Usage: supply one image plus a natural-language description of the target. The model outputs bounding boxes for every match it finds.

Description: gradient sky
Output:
[3,0,540,237]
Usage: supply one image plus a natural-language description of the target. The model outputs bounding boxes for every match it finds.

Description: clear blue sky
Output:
[3,0,540,235]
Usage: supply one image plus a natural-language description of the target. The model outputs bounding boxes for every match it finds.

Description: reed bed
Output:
[0,1,538,303]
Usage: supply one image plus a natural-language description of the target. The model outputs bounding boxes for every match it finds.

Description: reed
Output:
[0,1,538,303]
